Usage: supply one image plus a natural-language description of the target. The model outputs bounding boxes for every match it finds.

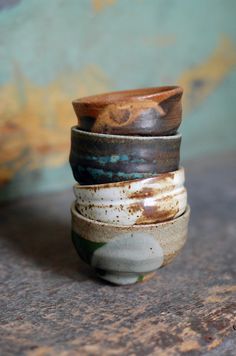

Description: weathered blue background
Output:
[0,0,236,200]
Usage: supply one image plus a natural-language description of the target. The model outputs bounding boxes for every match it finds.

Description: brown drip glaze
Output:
[72,86,183,136]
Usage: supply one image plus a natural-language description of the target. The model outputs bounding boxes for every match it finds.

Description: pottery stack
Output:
[69,86,190,285]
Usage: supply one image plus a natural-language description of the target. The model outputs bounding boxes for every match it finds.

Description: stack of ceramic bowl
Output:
[70,86,190,285]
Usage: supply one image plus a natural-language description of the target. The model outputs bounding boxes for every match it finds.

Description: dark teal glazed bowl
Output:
[69,126,181,185]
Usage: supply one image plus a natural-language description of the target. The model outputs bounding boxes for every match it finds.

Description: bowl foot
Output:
[96,269,156,285]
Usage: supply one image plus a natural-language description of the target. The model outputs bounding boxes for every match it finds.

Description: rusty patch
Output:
[128,175,175,200]
[129,187,156,200]
[137,204,179,225]
[129,197,179,225]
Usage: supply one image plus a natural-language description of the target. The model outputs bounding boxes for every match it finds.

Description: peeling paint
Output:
[0,65,111,185]
[179,37,236,113]
[92,0,117,13]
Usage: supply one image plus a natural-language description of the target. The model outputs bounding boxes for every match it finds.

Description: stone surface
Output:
[0,152,236,355]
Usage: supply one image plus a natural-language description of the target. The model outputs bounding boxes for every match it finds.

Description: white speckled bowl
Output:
[71,203,190,285]
[73,168,187,225]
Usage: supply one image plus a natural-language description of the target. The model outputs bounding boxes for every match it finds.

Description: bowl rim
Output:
[71,202,190,228]
[72,86,183,106]
[73,167,184,190]
[71,126,182,141]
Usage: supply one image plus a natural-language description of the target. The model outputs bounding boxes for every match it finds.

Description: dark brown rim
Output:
[72,85,183,106]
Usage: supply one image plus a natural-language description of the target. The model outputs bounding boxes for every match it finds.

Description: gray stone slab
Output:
[0,152,236,355]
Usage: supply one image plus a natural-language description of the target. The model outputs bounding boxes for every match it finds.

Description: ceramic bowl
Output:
[69,127,181,185]
[74,168,187,225]
[72,86,183,136]
[71,203,190,285]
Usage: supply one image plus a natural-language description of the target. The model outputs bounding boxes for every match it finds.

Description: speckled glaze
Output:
[72,86,183,136]
[74,168,187,225]
[71,203,190,285]
[70,127,181,185]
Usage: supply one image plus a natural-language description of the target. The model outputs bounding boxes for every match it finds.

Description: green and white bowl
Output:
[71,202,190,285]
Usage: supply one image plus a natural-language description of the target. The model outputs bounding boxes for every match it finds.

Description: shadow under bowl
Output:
[71,203,190,285]
[69,127,181,185]
[72,86,183,136]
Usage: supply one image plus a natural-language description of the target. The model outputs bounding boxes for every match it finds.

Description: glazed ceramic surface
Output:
[71,203,190,285]
[70,127,181,185]
[74,168,187,225]
[72,86,183,136]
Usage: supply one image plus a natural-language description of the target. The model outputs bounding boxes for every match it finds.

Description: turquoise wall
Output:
[0,0,236,201]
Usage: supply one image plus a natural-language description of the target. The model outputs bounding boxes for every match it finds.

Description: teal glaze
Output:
[76,161,152,181]
[70,128,181,184]
[110,155,129,163]
[84,154,130,165]
[86,167,113,180]
[79,154,145,165]
[85,167,147,181]
[72,162,170,184]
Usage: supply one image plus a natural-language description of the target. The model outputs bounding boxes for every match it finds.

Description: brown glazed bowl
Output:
[72,86,183,136]
[69,127,181,185]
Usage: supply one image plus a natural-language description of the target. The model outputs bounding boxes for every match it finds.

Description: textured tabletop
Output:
[0,152,236,355]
